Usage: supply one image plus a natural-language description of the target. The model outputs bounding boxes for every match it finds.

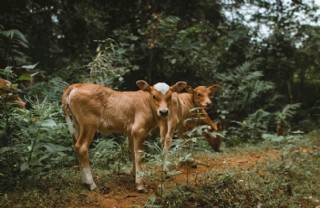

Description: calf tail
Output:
[62,85,77,140]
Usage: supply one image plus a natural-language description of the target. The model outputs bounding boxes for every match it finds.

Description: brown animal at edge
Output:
[160,84,220,172]
[61,80,187,191]
[0,79,26,109]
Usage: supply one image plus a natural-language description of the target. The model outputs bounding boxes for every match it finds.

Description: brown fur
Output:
[0,79,26,109]
[160,85,220,171]
[62,80,187,191]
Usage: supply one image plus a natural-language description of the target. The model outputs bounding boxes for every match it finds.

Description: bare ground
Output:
[69,148,280,208]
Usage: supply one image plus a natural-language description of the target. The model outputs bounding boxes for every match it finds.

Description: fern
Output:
[217,59,274,113]
[275,103,301,124]
[26,77,69,102]
[0,29,28,47]
[0,28,29,66]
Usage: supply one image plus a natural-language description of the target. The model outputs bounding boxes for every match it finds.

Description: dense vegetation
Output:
[0,0,319,207]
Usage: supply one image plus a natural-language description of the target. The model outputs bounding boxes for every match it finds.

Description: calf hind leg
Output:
[74,126,97,190]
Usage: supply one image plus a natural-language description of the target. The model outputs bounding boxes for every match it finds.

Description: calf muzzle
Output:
[159,109,169,117]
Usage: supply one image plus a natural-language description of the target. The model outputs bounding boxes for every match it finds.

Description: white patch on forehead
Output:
[153,82,170,95]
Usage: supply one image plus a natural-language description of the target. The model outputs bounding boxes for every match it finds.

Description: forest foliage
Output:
[0,0,320,195]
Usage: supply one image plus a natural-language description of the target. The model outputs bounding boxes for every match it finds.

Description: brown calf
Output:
[62,80,187,191]
[159,84,220,171]
[0,79,26,109]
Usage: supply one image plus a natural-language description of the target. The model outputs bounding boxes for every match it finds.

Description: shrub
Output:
[0,96,74,189]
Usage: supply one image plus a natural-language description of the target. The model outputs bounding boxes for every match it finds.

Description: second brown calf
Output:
[159,84,220,172]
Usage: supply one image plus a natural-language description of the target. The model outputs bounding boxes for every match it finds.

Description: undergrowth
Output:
[0,129,319,207]
[146,132,320,208]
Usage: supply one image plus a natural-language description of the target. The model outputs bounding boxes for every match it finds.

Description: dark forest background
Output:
[0,0,320,187]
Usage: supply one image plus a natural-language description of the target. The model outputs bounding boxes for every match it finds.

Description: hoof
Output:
[136,184,145,193]
[84,182,97,191]
[90,183,97,191]
[162,170,171,179]
[190,164,197,169]
[99,186,111,194]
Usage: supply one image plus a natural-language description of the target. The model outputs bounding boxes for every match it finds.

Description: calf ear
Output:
[136,80,151,92]
[208,84,219,93]
[171,81,187,92]
[185,85,193,93]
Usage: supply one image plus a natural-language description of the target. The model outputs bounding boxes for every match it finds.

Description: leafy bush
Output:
[216,59,302,144]
[0,96,74,189]
[26,77,68,102]
[217,59,274,120]
[85,38,132,88]
[91,136,130,172]
[0,28,29,66]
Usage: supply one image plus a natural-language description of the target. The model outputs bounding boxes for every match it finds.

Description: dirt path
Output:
[73,149,280,208]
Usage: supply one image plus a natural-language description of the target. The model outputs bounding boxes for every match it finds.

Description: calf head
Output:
[136,80,187,117]
[187,84,219,109]
[0,79,26,109]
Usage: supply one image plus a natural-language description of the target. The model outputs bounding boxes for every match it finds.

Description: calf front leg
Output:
[132,130,147,192]
[159,120,168,148]
[127,136,136,176]
[162,123,176,173]
[201,113,222,152]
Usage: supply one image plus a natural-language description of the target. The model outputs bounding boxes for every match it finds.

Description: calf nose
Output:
[159,109,168,117]
[206,101,212,108]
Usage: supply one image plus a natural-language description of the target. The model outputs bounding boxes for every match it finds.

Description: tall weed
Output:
[0,97,73,189]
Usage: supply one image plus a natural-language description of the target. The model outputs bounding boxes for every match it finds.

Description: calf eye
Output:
[197,93,202,97]
[153,95,157,100]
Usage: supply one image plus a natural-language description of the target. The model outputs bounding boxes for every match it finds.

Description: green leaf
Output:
[43,143,71,153]
[148,194,157,204]
[166,170,182,176]
[262,133,284,142]
[0,147,11,154]
[21,62,39,70]
[20,162,29,172]
[17,74,32,81]
[191,137,198,143]
[1,29,28,43]
[41,119,57,128]
[184,153,192,160]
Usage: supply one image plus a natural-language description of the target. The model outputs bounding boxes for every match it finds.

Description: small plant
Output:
[143,140,175,200]
[231,109,272,142]
[86,38,131,88]
[274,103,301,135]
[91,136,130,173]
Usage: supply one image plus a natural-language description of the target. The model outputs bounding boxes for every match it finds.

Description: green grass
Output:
[1,168,86,207]
[0,132,319,208]
[147,132,320,208]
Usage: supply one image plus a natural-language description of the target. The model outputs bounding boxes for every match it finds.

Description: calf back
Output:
[62,83,158,136]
